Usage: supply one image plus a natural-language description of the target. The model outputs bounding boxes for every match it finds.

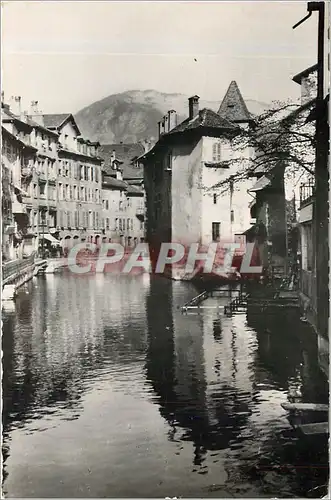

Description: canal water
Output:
[2,273,329,498]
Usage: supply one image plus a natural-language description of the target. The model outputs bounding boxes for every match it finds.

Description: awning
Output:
[41,234,61,246]
[249,175,271,192]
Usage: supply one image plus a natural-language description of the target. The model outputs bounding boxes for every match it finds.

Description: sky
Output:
[2,1,318,114]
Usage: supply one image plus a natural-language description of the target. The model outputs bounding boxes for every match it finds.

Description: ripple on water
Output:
[2,275,329,498]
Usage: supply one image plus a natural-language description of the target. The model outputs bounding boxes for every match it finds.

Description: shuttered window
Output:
[212,142,221,162]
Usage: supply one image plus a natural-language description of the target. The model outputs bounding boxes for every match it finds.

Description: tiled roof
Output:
[102,176,128,190]
[126,184,144,196]
[168,108,236,135]
[1,107,59,136]
[218,81,252,122]
[42,113,72,129]
[1,126,38,152]
[99,143,145,179]
[292,64,318,84]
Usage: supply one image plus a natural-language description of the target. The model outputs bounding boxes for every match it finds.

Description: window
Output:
[212,222,220,242]
[131,219,134,231]
[95,168,99,183]
[302,223,314,271]
[96,212,99,229]
[119,201,123,211]
[127,219,130,231]
[91,167,94,182]
[74,211,79,227]
[212,142,221,162]
[165,153,173,171]
[119,219,122,232]
[213,193,217,205]
[81,187,84,201]
[93,211,96,228]
[106,217,110,230]
[40,184,46,196]
[230,210,234,223]
[70,185,73,200]
[67,212,71,228]
[80,165,84,180]
[105,200,109,210]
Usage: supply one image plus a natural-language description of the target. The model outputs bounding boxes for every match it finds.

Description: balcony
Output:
[38,198,48,207]
[21,194,33,206]
[36,170,47,183]
[48,173,57,183]
[48,200,57,209]
[300,181,315,208]
[12,201,27,215]
[22,166,34,177]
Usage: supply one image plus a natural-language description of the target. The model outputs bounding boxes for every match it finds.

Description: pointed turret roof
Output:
[218,81,252,123]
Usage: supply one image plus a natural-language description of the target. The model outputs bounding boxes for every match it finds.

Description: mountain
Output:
[75,89,270,144]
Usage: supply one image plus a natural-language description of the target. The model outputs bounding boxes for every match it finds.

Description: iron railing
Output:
[299,181,315,206]
[2,252,36,282]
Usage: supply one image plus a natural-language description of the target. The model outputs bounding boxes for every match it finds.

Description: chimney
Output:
[29,100,45,125]
[188,95,200,120]
[158,117,166,137]
[168,110,177,131]
[10,95,22,116]
[164,114,169,133]
[111,150,116,169]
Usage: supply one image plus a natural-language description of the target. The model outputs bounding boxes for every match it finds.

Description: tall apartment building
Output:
[1,100,58,258]
[31,111,103,250]
[101,149,145,246]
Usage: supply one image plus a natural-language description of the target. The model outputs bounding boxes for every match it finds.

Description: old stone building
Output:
[100,148,145,246]
[1,101,46,258]
[34,112,103,250]
[141,83,254,262]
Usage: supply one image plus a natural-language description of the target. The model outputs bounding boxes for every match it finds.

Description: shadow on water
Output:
[2,274,329,498]
[145,278,329,497]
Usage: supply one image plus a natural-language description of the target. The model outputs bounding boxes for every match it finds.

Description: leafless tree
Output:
[204,99,316,196]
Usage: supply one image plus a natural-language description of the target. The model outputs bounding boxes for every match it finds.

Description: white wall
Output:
[201,136,254,243]
[60,121,78,151]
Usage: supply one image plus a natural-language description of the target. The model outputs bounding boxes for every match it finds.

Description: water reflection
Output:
[2,274,328,498]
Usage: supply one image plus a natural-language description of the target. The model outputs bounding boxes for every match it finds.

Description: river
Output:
[2,272,329,498]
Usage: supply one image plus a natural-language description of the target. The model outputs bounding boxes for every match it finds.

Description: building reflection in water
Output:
[2,272,151,485]
[2,273,328,498]
[145,280,257,467]
[145,279,328,494]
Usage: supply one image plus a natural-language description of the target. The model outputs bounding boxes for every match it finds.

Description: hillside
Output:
[75,90,270,144]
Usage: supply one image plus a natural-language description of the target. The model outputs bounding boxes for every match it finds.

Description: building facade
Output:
[35,113,103,250]
[142,84,254,263]
[101,157,145,247]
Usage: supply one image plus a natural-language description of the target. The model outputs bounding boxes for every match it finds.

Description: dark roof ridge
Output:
[292,63,318,84]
